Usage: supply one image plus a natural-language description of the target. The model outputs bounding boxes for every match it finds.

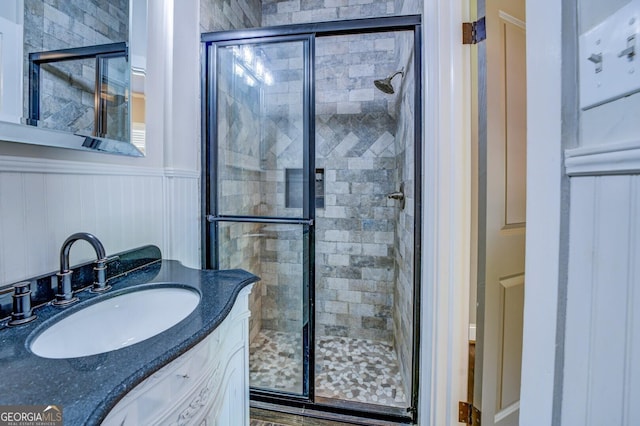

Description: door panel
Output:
[209,37,312,398]
[498,274,524,409]
[477,0,527,424]
[217,221,307,395]
[503,18,527,226]
[216,41,306,219]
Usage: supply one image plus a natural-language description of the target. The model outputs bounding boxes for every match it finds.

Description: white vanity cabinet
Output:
[102,285,253,426]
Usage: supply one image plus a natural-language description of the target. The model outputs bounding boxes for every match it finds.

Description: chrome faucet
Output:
[54,232,111,306]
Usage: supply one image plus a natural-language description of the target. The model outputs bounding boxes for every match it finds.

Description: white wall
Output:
[560,1,640,424]
[519,0,565,424]
[0,0,23,23]
[0,0,201,287]
[522,0,640,425]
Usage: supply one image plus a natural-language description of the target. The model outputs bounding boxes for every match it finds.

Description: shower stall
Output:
[202,16,421,423]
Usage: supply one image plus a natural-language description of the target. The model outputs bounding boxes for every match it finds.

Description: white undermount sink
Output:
[30,286,200,359]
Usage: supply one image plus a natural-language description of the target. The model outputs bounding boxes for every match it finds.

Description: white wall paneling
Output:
[164,169,201,269]
[562,174,640,426]
[565,140,640,176]
[0,156,200,287]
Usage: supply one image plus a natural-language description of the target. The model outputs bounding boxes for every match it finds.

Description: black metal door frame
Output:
[203,33,315,402]
[201,15,422,424]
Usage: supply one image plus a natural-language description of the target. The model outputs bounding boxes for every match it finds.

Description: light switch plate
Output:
[580,1,640,110]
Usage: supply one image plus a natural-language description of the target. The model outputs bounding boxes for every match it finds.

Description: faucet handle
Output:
[91,258,113,293]
[8,282,37,326]
[53,271,79,306]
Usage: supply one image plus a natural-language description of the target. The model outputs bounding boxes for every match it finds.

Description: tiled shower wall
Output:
[214,42,307,340]
[200,0,261,32]
[314,112,397,342]
[238,31,408,342]
[215,63,264,342]
[262,0,398,26]
[23,0,129,135]
[391,37,415,399]
[258,43,306,335]
[261,0,419,344]
[200,0,264,343]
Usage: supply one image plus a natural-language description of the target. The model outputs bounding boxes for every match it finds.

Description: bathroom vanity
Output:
[102,286,253,425]
[0,246,259,425]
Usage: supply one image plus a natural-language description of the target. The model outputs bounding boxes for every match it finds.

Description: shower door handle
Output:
[206,215,314,226]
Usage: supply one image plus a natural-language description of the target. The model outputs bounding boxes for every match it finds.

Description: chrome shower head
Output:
[374,69,404,94]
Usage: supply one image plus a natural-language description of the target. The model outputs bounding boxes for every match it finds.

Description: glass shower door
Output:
[206,36,313,398]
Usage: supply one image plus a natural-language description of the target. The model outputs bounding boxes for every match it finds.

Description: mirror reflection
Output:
[0,0,146,156]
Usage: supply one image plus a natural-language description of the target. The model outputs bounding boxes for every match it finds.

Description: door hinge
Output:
[462,17,486,44]
[458,401,481,425]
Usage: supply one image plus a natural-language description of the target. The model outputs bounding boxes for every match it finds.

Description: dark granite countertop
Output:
[0,258,259,425]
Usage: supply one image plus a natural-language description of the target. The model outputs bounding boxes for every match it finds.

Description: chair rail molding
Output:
[565,139,640,176]
[0,155,200,179]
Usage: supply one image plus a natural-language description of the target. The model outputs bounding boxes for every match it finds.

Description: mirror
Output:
[0,0,147,157]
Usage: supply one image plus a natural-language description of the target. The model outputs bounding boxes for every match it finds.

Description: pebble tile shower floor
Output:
[249,330,407,408]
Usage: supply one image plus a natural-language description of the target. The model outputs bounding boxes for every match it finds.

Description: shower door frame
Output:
[201,15,422,424]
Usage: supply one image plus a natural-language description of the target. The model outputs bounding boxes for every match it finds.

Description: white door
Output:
[476,0,527,424]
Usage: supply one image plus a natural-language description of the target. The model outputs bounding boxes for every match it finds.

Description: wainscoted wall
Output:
[0,156,200,286]
[562,144,640,425]
[162,171,201,269]
[558,3,640,423]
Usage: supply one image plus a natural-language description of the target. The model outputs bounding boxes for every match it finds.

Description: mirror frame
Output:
[0,0,146,157]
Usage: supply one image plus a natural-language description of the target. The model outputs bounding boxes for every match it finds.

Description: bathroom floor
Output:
[249,330,408,408]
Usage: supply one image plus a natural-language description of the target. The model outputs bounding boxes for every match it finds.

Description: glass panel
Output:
[314,31,414,411]
[34,54,130,142]
[38,57,96,135]
[100,55,130,141]
[216,41,305,218]
[217,222,306,395]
